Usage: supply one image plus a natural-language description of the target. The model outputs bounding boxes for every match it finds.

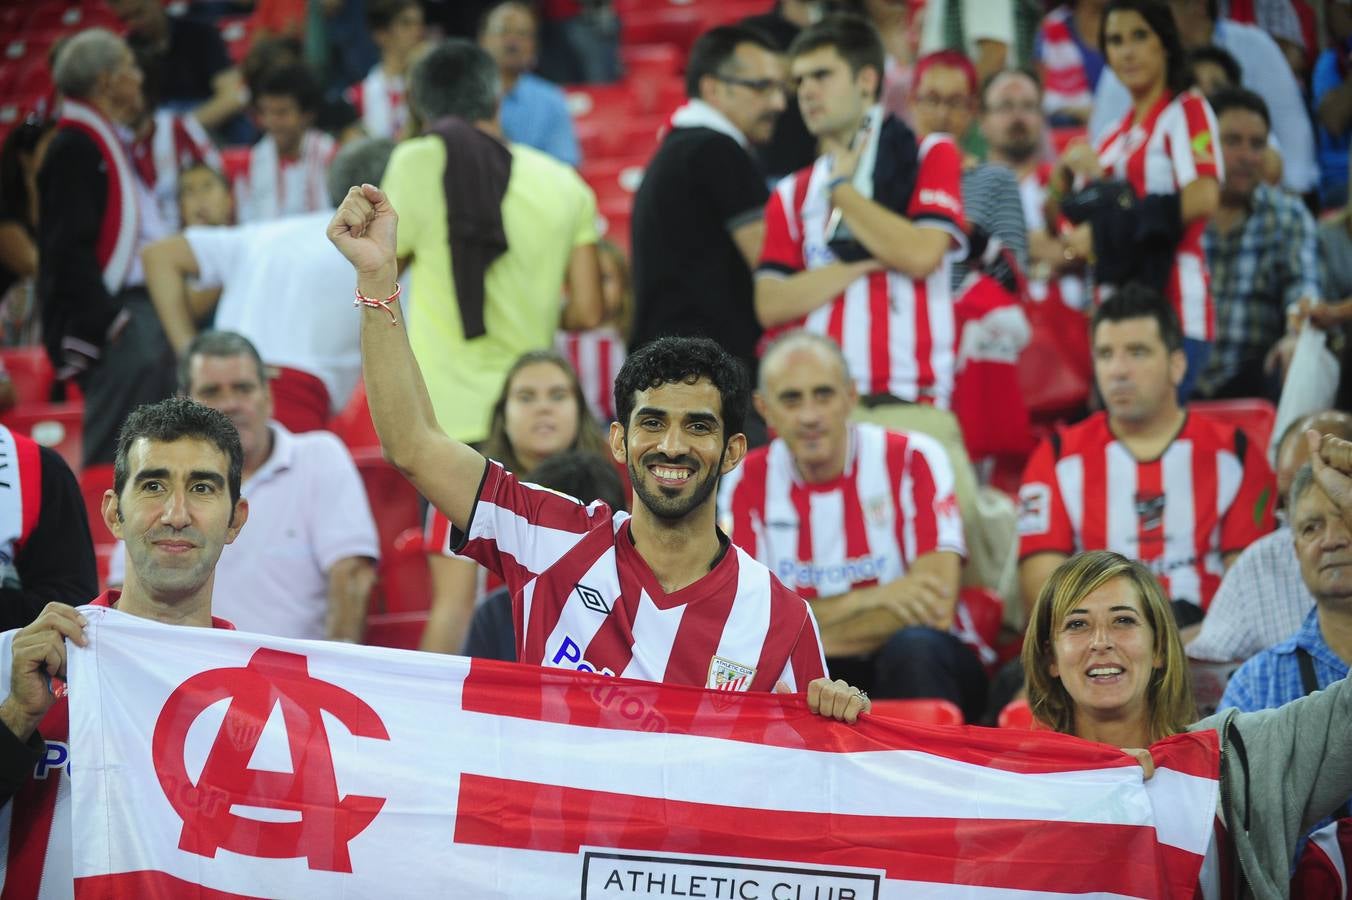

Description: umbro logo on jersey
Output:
[575,584,611,615]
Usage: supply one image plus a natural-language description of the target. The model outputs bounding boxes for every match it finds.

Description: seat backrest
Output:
[1,346,54,406]
[328,380,380,452]
[352,448,421,558]
[868,698,964,726]
[997,698,1048,730]
[5,402,82,475]
[374,526,432,615]
[79,462,115,544]
[1190,398,1276,459]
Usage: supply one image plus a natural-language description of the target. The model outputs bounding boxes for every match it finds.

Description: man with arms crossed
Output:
[329,184,868,720]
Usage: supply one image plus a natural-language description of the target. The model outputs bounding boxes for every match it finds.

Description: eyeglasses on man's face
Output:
[716,74,788,96]
[914,93,971,111]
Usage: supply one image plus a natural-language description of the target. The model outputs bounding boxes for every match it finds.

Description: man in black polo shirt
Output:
[629,25,785,444]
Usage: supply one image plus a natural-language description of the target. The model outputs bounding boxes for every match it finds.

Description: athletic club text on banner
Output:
[65,607,1220,899]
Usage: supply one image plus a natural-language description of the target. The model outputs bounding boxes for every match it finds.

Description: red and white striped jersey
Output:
[424,504,504,602]
[556,326,626,425]
[1038,6,1094,117]
[130,110,221,229]
[1017,411,1275,611]
[346,65,408,141]
[1293,819,1352,899]
[457,461,828,691]
[1019,165,1088,310]
[758,130,966,406]
[717,423,964,599]
[0,592,233,900]
[233,131,337,224]
[1094,89,1223,340]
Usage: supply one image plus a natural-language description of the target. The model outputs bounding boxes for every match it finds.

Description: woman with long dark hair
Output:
[1046,0,1220,400]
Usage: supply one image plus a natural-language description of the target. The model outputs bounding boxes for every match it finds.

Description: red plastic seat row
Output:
[868,698,964,726]
[575,115,664,162]
[374,526,430,616]
[3,401,82,475]
[1,346,83,404]
[351,447,422,561]
[620,43,681,81]
[565,79,684,122]
[616,2,769,51]
[79,463,115,545]
[1191,398,1276,457]
[580,156,647,202]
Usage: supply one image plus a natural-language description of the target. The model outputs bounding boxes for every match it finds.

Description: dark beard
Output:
[996,137,1039,164]
[629,448,726,522]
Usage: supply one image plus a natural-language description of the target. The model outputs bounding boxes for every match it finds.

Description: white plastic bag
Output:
[1270,325,1341,463]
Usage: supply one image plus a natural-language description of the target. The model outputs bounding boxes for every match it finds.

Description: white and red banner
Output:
[67,608,1219,899]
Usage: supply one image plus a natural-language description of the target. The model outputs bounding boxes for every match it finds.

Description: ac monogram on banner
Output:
[151,648,389,872]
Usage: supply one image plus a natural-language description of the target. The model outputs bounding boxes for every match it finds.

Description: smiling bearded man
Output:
[330,182,873,722]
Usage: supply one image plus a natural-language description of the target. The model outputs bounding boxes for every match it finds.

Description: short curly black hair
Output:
[613,337,748,439]
[113,397,244,510]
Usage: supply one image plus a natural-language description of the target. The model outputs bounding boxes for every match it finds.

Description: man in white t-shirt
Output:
[109,332,379,641]
[142,137,395,433]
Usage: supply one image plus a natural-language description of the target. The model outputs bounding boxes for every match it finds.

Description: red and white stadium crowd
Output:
[3,0,1352,895]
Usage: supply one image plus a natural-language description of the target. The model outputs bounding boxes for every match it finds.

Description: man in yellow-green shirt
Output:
[381,39,602,443]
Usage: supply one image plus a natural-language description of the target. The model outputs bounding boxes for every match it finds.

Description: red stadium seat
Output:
[997,698,1049,730]
[375,526,431,614]
[565,83,636,121]
[620,8,704,57]
[79,463,114,544]
[620,43,681,81]
[3,33,57,69]
[1,346,55,406]
[218,15,253,65]
[364,610,429,651]
[0,7,29,32]
[24,4,108,33]
[615,0,766,26]
[5,402,82,475]
[1191,398,1276,456]
[328,379,379,452]
[580,156,647,206]
[94,542,115,592]
[575,114,663,161]
[868,698,964,726]
[352,447,421,559]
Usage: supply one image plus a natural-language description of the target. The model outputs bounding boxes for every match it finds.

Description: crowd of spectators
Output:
[2,0,1352,892]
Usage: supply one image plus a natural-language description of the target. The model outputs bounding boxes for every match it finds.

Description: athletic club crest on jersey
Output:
[1135,491,1166,531]
[706,656,756,692]
[864,494,891,528]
